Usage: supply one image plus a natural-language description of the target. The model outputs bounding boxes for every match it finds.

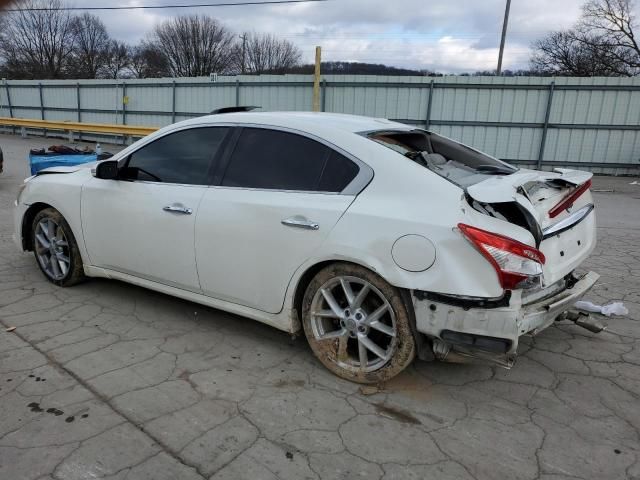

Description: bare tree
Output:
[0,6,303,80]
[68,13,111,79]
[149,15,236,77]
[531,30,631,75]
[580,0,640,73]
[531,0,640,76]
[235,32,302,74]
[0,0,76,79]
[99,41,131,79]
[129,42,171,78]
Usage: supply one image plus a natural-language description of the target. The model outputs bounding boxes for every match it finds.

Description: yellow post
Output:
[312,46,322,112]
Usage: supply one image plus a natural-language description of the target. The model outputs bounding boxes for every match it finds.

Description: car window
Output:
[123,127,229,185]
[223,128,354,192]
[367,129,517,188]
[318,150,360,192]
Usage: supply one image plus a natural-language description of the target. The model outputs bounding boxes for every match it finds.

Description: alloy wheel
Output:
[34,218,70,281]
[309,275,398,373]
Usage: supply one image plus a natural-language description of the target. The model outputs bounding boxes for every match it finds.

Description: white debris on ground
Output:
[575,300,629,317]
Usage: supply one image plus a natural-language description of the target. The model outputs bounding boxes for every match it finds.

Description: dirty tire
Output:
[302,262,416,384]
[32,207,85,287]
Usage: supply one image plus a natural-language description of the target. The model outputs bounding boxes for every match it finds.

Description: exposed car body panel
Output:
[414,271,600,365]
[468,169,597,285]
[466,168,592,205]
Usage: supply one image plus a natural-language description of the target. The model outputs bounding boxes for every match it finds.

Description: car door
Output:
[82,126,230,292]
[195,127,368,314]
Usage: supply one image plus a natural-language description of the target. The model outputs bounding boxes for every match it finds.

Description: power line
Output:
[5,0,328,12]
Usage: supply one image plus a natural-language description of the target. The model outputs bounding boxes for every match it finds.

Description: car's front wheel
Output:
[302,263,416,384]
[32,207,85,287]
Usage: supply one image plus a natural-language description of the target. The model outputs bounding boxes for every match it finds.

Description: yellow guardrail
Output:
[0,117,158,138]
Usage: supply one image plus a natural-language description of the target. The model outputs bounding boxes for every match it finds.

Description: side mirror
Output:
[94,160,119,180]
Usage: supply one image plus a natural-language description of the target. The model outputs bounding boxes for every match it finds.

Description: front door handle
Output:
[163,205,193,215]
[281,217,320,230]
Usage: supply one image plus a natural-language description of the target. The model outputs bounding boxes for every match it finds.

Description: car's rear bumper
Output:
[412,271,599,365]
[520,271,599,335]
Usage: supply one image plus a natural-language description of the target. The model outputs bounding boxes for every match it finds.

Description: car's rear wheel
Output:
[302,263,416,384]
[32,208,85,287]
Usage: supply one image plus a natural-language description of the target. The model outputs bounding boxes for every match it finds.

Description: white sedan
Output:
[14,112,599,383]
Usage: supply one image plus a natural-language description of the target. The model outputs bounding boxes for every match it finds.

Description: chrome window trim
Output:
[542,204,594,239]
[207,184,354,196]
[109,180,211,189]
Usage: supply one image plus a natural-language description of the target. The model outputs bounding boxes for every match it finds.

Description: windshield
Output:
[365,129,518,188]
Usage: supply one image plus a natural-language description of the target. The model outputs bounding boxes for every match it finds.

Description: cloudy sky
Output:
[71,0,588,72]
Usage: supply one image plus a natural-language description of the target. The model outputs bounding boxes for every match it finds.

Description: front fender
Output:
[17,175,89,264]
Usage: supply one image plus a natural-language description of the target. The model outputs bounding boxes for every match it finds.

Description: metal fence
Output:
[2,75,639,174]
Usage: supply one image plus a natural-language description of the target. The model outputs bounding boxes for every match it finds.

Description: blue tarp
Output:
[29,153,97,175]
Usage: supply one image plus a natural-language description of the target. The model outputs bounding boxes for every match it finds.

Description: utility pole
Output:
[497,0,511,75]
[239,33,247,74]
[312,46,322,112]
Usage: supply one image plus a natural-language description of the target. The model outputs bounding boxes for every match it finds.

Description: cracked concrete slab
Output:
[144,398,237,452]
[309,451,383,480]
[52,424,162,480]
[1,133,639,479]
[210,438,317,480]
[180,415,260,476]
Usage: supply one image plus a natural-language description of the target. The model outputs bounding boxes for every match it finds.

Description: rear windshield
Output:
[364,129,517,188]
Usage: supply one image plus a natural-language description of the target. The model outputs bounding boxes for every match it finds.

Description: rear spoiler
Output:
[548,179,592,219]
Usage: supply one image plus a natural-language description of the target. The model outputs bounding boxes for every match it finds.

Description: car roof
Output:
[181,111,413,135]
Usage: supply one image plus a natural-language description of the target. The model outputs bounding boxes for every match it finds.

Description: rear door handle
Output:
[281,217,320,230]
[163,205,193,215]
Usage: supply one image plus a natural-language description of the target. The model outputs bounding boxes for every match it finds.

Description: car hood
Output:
[35,162,99,176]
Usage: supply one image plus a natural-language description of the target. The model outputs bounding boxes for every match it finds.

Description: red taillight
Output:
[548,179,592,219]
[458,224,546,290]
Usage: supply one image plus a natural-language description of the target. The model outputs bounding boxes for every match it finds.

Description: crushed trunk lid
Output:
[467,168,593,231]
[466,168,596,286]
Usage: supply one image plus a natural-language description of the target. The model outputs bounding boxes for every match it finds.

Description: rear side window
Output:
[318,151,360,192]
[367,129,517,188]
[222,128,359,192]
[124,127,229,185]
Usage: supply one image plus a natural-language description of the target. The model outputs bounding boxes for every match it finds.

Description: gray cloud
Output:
[73,0,589,72]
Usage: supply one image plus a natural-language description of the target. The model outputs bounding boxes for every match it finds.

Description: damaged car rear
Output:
[364,128,598,369]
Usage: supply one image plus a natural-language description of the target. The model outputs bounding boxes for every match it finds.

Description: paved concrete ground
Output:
[1,132,639,480]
